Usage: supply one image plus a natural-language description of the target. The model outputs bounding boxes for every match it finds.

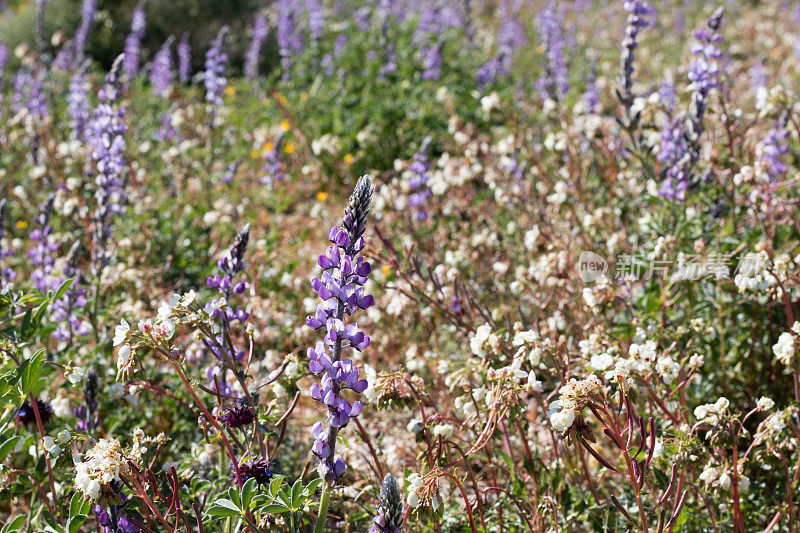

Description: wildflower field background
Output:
[1,0,800,531]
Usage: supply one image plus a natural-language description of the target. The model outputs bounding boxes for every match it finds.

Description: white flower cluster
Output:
[548,375,603,433]
[756,396,775,411]
[699,465,728,488]
[432,424,454,439]
[548,401,576,433]
[733,250,793,295]
[694,397,730,426]
[699,464,749,492]
[407,473,424,508]
[114,292,201,380]
[580,333,616,374]
[655,355,681,385]
[75,437,127,501]
[470,323,500,358]
[772,322,799,366]
[487,355,543,393]
[762,410,787,436]
[114,318,135,380]
[42,430,71,458]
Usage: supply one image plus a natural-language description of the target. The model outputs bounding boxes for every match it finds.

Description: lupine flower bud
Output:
[370,473,404,533]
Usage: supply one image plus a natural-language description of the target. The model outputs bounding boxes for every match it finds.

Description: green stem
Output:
[314,482,333,533]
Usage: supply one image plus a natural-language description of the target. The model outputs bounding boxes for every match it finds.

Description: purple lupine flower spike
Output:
[260,133,285,186]
[205,223,250,324]
[659,81,676,114]
[658,7,724,201]
[406,138,432,221]
[56,0,96,69]
[582,62,600,114]
[13,65,48,121]
[75,367,100,432]
[95,483,139,533]
[204,26,228,125]
[68,63,91,139]
[536,6,569,101]
[74,0,96,62]
[306,0,325,44]
[123,3,146,83]
[177,33,191,84]
[28,193,60,293]
[686,7,724,140]
[150,36,174,97]
[756,117,789,183]
[619,0,654,110]
[34,0,50,59]
[88,55,128,271]
[51,240,91,342]
[244,14,268,80]
[476,0,525,87]
[278,1,304,77]
[415,5,460,81]
[307,175,373,481]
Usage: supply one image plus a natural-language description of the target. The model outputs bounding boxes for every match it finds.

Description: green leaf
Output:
[69,491,91,519]
[19,309,31,340]
[0,376,13,398]
[268,475,285,498]
[66,516,87,533]
[21,349,44,395]
[41,510,62,532]
[52,278,74,301]
[242,477,256,510]
[227,486,242,509]
[262,503,290,514]
[304,478,323,496]
[0,435,20,461]
[290,478,303,509]
[277,488,292,508]
[1,516,26,533]
[206,499,242,517]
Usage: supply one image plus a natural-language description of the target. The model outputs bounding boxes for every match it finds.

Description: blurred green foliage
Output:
[0,0,273,72]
